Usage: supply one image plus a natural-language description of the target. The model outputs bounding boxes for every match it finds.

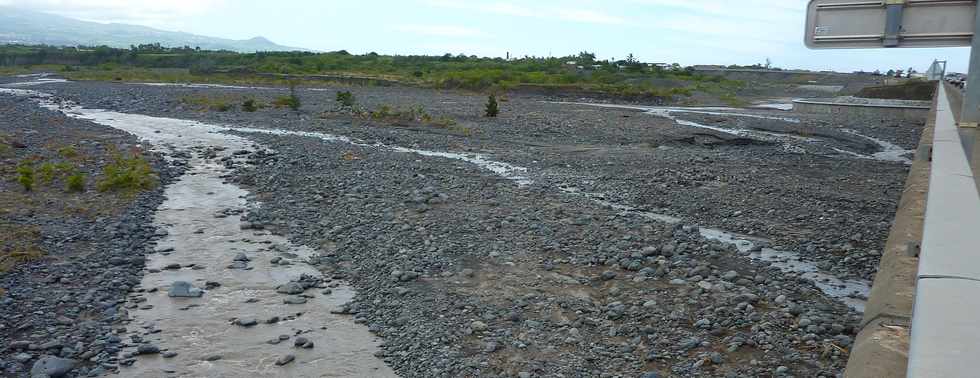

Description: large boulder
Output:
[30,356,77,377]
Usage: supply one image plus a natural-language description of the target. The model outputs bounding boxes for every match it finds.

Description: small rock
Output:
[275,354,295,366]
[202,354,222,361]
[168,281,203,298]
[294,337,313,349]
[276,282,304,295]
[283,296,307,305]
[471,321,488,332]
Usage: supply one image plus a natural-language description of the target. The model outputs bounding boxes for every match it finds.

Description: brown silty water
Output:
[0,87,395,377]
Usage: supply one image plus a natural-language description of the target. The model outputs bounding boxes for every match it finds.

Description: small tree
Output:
[484,94,499,118]
[242,98,258,112]
[273,82,301,110]
[336,91,355,108]
[16,163,34,192]
[287,82,301,111]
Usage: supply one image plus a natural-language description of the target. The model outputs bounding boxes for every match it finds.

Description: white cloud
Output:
[0,0,226,29]
[556,9,625,25]
[630,0,804,15]
[394,24,489,38]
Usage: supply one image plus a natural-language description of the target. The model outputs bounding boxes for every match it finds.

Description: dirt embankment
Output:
[855,81,936,101]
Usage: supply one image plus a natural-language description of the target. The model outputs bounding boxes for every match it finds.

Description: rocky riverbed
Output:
[0,76,922,377]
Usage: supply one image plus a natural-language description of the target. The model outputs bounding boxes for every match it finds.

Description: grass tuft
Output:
[15,163,34,192]
[242,98,260,112]
[96,151,157,194]
[336,91,355,108]
[57,146,79,159]
[66,173,86,192]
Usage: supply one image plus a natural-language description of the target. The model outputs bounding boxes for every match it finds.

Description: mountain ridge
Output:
[0,7,306,52]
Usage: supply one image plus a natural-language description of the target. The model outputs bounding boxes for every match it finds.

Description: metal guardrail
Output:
[906,84,980,377]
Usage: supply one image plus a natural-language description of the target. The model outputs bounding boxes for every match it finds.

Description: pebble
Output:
[275,354,296,366]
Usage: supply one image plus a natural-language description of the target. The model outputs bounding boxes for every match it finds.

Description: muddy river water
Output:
[0,87,395,377]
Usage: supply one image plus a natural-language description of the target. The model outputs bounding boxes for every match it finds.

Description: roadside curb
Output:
[842,83,937,378]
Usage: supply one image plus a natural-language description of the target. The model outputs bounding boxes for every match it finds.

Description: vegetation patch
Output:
[485,94,499,117]
[180,94,236,112]
[57,145,79,159]
[96,149,157,194]
[242,98,261,112]
[15,162,34,191]
[336,91,356,108]
[12,157,84,193]
[272,95,301,110]
[66,173,86,192]
[37,162,74,184]
[856,80,935,101]
[0,224,43,273]
[1,45,758,102]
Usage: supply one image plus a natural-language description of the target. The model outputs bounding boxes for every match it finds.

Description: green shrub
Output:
[336,91,355,108]
[37,163,56,184]
[273,95,301,110]
[370,104,395,120]
[36,162,73,184]
[96,152,157,193]
[16,163,33,191]
[485,94,499,117]
[273,82,301,111]
[66,173,85,192]
[242,98,259,112]
[57,145,78,159]
[431,116,457,128]
[211,102,233,112]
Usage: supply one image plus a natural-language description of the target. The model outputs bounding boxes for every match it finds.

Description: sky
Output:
[0,0,973,73]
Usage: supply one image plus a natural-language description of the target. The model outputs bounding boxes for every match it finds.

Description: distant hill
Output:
[0,7,306,52]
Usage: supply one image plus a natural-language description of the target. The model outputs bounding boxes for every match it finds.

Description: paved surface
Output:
[907,84,980,377]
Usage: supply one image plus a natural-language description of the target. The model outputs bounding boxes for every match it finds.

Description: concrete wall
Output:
[842,89,935,378]
[793,100,929,122]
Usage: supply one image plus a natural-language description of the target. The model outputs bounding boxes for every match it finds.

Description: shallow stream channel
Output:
[0,87,395,377]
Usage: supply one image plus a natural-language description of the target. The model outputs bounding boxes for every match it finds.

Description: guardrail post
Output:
[960,3,980,127]
[883,0,906,47]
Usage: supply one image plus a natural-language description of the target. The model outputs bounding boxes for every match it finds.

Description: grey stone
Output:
[136,344,160,355]
[276,282,304,295]
[30,356,77,378]
[293,337,313,348]
[168,281,203,298]
[470,321,488,332]
[283,296,307,305]
[275,354,295,366]
[13,353,32,363]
